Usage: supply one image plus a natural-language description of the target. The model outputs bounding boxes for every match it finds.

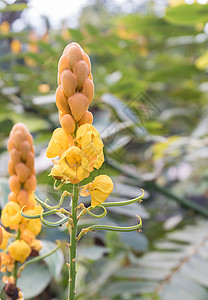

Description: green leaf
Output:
[17,263,51,299]
[100,281,157,297]
[40,240,64,278]
[165,4,208,26]
[120,231,148,252]
[78,246,111,261]
[0,3,27,12]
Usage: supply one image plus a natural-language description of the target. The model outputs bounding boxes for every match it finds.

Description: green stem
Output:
[13,228,20,283]
[69,183,79,300]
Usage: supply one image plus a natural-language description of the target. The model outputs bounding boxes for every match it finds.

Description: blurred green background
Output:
[1,0,208,299]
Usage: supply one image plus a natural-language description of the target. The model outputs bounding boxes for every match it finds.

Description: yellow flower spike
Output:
[60,146,90,183]
[80,175,113,208]
[8,240,31,263]
[0,227,12,250]
[46,128,72,158]
[1,202,22,229]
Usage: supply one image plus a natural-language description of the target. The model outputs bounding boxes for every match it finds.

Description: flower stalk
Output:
[68,183,79,300]
[27,42,145,299]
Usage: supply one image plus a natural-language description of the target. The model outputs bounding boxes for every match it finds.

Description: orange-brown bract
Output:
[0,123,43,282]
[56,42,94,135]
[7,123,36,208]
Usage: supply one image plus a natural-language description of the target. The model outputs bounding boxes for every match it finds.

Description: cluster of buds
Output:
[57,42,94,135]
[46,42,113,204]
[0,123,42,298]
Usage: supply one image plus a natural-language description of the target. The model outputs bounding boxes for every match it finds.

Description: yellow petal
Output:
[90,175,113,193]
[94,151,104,170]
[91,190,110,208]
[88,175,113,208]
[46,128,70,158]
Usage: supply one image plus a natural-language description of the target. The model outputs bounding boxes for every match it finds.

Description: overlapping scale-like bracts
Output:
[56,42,94,135]
[0,123,42,279]
[7,123,37,208]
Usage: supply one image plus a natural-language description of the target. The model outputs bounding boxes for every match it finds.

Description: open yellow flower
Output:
[59,146,90,183]
[46,128,74,158]
[8,240,31,263]
[1,202,22,229]
[80,175,113,207]
[76,124,104,170]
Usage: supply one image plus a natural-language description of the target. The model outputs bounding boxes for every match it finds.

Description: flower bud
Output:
[60,114,76,135]
[60,69,78,98]
[26,152,35,170]
[73,60,89,90]
[17,190,29,207]
[26,133,33,146]
[12,131,25,149]
[68,93,89,122]
[19,141,31,162]
[10,123,28,138]
[59,110,66,123]
[24,175,36,193]
[56,85,71,114]
[65,44,83,70]
[81,78,94,103]
[10,148,21,166]
[8,160,15,176]
[8,192,17,203]
[83,53,91,72]
[58,54,70,74]
[78,111,93,126]
[15,163,30,183]
[9,175,21,194]
[7,138,15,152]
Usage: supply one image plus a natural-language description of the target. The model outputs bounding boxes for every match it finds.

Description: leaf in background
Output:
[17,263,51,299]
[0,178,9,208]
[0,3,27,12]
[165,4,208,25]
[78,246,111,261]
[120,231,148,252]
[40,240,64,278]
